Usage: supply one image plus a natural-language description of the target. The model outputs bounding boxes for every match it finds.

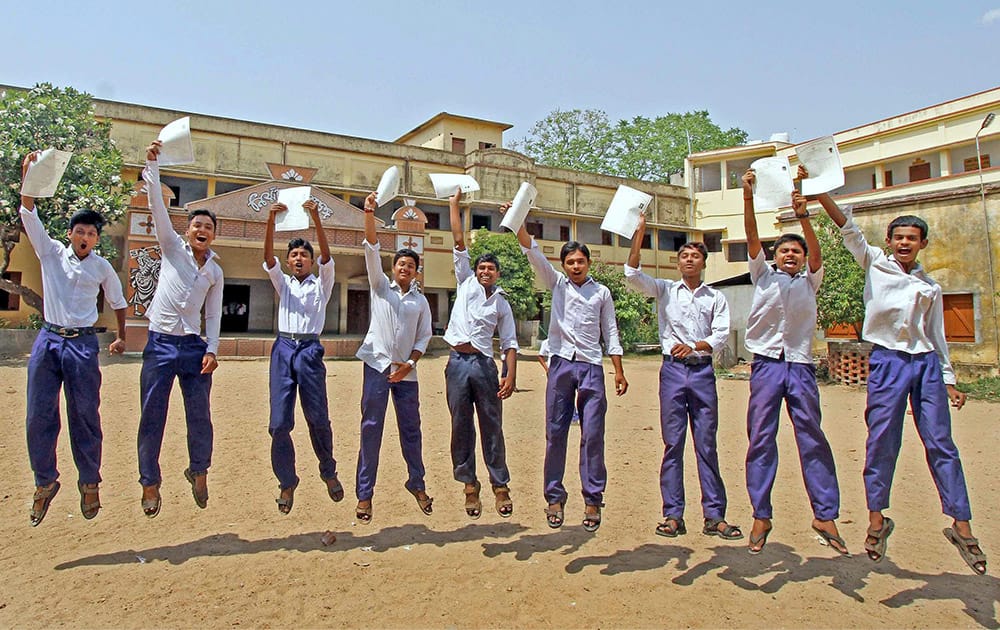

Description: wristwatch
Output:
[406,359,416,368]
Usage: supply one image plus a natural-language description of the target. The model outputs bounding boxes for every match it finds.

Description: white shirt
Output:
[264,256,335,335]
[522,238,623,365]
[443,248,518,357]
[19,206,127,327]
[143,161,225,355]
[840,209,956,385]
[355,241,432,381]
[624,264,729,356]
[745,250,823,363]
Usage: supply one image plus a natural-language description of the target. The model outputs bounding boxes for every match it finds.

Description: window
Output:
[703,231,723,253]
[478,141,495,150]
[726,157,755,189]
[424,212,440,230]
[160,175,208,208]
[601,232,613,246]
[525,221,544,239]
[215,181,250,195]
[909,160,931,182]
[727,242,748,262]
[452,137,466,153]
[964,155,990,171]
[761,239,777,261]
[471,214,491,230]
[616,234,651,249]
[943,293,975,342]
[658,229,687,251]
[695,163,722,192]
[884,170,894,187]
[1,271,21,310]
[560,226,570,241]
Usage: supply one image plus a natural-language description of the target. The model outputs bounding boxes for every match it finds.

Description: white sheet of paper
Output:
[600,185,653,238]
[429,173,480,198]
[156,117,195,166]
[274,186,312,232]
[796,136,844,196]
[750,157,794,211]
[376,166,400,207]
[21,148,73,198]
[500,182,537,233]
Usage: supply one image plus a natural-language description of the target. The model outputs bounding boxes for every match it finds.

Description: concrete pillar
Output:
[939,149,951,177]
[338,280,348,334]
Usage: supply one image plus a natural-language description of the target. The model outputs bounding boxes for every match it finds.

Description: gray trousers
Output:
[446,351,510,487]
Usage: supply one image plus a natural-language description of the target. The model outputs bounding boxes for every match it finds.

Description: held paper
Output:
[750,157,794,211]
[21,148,73,198]
[795,136,844,196]
[375,166,401,207]
[275,186,312,232]
[600,185,652,238]
[429,173,480,198]
[500,182,537,233]
[156,117,195,166]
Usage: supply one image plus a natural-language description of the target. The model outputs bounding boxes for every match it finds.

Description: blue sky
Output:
[3,1,998,148]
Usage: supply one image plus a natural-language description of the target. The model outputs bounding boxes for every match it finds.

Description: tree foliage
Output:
[0,83,128,312]
[467,229,538,320]
[510,109,748,183]
[815,213,866,339]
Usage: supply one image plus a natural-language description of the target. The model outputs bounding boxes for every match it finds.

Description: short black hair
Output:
[559,241,591,263]
[188,208,218,229]
[887,215,928,240]
[678,241,708,260]
[474,253,500,273]
[773,233,808,256]
[69,210,105,234]
[287,238,314,258]
[394,248,420,267]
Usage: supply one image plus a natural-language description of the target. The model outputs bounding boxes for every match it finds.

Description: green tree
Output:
[467,229,538,320]
[587,262,657,350]
[0,83,128,313]
[815,213,866,339]
[510,108,748,183]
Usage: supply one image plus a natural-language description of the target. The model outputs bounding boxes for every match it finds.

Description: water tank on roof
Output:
[769,132,790,143]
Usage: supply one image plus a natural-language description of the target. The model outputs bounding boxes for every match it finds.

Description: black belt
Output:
[43,322,97,338]
[278,331,320,342]
[663,354,713,366]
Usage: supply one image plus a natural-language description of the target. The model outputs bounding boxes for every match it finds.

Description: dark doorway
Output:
[347,289,370,334]
[221,284,250,333]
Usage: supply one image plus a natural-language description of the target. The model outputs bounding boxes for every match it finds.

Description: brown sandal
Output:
[29,481,60,527]
[406,483,433,516]
[493,485,513,518]
[356,500,373,523]
[141,483,162,518]
[78,482,101,520]
[464,481,482,519]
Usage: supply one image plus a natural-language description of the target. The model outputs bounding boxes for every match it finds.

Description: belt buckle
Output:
[62,328,80,339]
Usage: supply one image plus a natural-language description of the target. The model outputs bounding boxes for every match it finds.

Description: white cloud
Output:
[982,8,1000,24]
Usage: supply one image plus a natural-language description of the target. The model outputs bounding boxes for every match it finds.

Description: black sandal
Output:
[703,518,743,540]
[29,481,60,527]
[545,502,565,529]
[655,517,686,538]
[864,517,894,563]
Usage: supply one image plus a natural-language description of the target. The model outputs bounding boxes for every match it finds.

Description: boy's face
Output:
[393,255,418,286]
[67,224,99,259]
[187,215,217,256]
[886,226,927,266]
[287,247,314,278]
[678,247,706,278]
[561,250,590,285]
[775,241,806,275]
[476,260,499,289]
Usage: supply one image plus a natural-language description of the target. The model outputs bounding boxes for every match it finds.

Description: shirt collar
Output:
[183,242,221,264]
[390,279,420,296]
[290,273,317,286]
[887,254,924,277]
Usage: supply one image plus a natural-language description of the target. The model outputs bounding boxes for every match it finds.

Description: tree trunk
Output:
[0,231,44,314]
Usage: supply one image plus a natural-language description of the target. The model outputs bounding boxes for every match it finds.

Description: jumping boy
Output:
[263,198,344,514]
[625,215,742,542]
[741,168,846,555]
[19,150,128,526]
[446,190,518,519]
[139,140,224,517]
[513,219,627,532]
[818,193,987,575]
[354,191,433,523]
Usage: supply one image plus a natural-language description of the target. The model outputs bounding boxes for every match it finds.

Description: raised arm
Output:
[742,169,762,259]
[363,192,378,246]
[362,191,388,292]
[143,141,184,254]
[792,191,822,273]
[19,150,39,212]
[263,202,283,268]
[18,151,63,258]
[626,213,646,268]
[305,199,331,264]
[450,189,465,251]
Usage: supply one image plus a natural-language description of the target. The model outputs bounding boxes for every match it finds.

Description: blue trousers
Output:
[544,356,607,507]
[745,355,840,521]
[446,351,509,487]
[269,337,337,490]
[659,358,727,520]
[864,346,972,520]
[355,363,425,501]
[26,328,103,487]
[137,331,213,486]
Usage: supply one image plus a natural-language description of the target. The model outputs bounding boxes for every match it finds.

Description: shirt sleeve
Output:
[748,249,768,284]
[413,296,433,354]
[497,299,519,352]
[318,255,336,299]
[263,258,287,293]
[807,264,825,292]
[623,263,660,299]
[100,260,129,310]
[926,284,957,385]
[705,292,730,353]
[520,238,561,290]
[600,286,624,356]
[363,240,388,294]
[18,206,62,260]
[838,206,883,270]
[453,247,473,284]
[203,267,224,355]
[143,161,184,256]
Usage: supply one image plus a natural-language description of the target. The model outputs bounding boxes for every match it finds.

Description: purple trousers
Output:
[659,357,727,520]
[268,337,337,490]
[745,355,839,520]
[864,346,971,520]
[26,328,103,487]
[355,362,425,501]
[544,356,607,507]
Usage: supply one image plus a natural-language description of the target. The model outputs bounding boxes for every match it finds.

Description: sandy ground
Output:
[0,352,997,629]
